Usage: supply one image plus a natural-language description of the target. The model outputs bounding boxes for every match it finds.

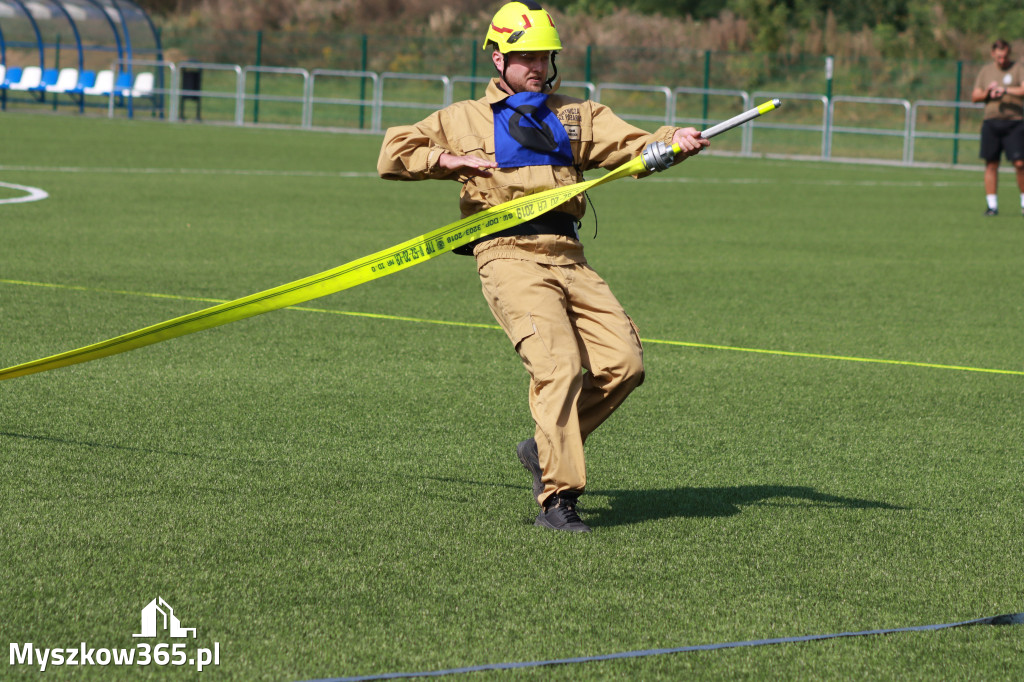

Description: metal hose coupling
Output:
[641,141,676,173]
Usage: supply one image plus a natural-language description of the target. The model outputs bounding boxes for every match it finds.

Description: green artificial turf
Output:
[1,112,1021,680]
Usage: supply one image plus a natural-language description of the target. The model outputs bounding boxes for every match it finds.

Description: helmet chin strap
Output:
[545,53,558,91]
[500,53,512,92]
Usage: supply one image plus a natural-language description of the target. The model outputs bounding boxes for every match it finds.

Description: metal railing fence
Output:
[828,95,913,164]
[1,58,986,167]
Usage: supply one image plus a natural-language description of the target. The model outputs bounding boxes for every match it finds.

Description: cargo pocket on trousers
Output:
[509,314,536,352]
[511,313,556,383]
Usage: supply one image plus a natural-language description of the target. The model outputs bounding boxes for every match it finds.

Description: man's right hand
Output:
[438,153,498,177]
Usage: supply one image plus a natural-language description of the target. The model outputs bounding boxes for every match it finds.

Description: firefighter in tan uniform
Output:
[378,1,708,532]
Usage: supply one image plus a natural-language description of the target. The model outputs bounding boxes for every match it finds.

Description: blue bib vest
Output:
[492,92,574,168]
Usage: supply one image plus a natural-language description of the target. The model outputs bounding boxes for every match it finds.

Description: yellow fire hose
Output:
[0,101,780,382]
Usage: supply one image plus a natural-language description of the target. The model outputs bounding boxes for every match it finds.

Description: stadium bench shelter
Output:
[0,0,162,112]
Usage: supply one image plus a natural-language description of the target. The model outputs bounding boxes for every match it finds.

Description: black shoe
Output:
[516,438,543,500]
[535,494,591,532]
[984,207,998,216]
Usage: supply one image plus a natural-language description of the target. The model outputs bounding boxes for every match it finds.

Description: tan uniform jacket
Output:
[975,61,1024,120]
[378,79,679,262]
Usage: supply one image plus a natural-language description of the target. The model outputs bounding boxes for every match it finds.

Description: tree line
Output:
[136,0,1024,60]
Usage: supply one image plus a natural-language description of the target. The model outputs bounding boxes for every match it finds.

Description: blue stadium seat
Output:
[30,68,59,93]
[113,71,133,94]
[67,70,97,95]
[5,66,23,87]
[65,70,97,112]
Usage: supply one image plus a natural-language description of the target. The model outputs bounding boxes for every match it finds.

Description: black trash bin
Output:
[180,67,202,121]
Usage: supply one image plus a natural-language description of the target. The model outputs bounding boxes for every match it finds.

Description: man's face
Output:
[993,46,1011,69]
[493,50,551,93]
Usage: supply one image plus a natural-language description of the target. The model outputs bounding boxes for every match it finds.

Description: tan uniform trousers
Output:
[478,253,645,505]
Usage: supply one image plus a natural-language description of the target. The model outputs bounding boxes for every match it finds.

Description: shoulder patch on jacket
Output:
[557,107,582,140]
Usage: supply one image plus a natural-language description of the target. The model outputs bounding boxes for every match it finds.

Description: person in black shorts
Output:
[970,39,1024,216]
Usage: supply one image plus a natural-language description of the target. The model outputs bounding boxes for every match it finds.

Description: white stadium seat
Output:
[83,69,114,96]
[47,67,79,93]
[128,72,154,97]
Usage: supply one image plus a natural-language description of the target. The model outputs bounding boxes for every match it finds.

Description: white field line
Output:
[0,181,49,205]
[2,278,1021,377]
